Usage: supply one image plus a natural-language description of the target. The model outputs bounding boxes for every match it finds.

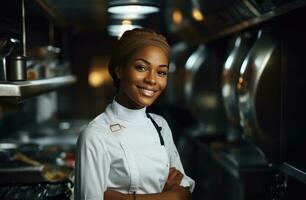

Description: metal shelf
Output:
[0,75,76,103]
[281,162,306,184]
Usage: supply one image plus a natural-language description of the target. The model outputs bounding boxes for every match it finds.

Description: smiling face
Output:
[115,45,169,109]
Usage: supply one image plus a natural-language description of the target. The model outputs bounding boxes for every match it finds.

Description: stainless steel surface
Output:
[168,42,197,105]
[184,44,206,103]
[6,55,27,81]
[196,0,306,43]
[281,163,306,184]
[0,75,77,103]
[189,45,227,129]
[0,142,18,151]
[237,28,281,144]
[222,32,256,133]
[22,0,26,57]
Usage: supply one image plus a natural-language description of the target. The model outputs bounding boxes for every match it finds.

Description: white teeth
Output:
[140,88,155,96]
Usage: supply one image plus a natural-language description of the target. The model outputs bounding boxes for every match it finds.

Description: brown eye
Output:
[157,70,168,77]
[135,65,147,72]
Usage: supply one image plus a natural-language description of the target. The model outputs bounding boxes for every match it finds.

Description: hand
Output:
[163,167,184,192]
[170,185,192,200]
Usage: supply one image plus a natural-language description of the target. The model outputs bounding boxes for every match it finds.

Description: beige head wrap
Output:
[108,28,170,89]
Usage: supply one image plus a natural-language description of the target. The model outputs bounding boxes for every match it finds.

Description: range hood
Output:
[167,0,306,43]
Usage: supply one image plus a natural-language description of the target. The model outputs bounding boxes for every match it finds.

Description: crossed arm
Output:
[104,167,192,200]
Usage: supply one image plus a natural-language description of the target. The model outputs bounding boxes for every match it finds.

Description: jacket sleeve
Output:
[159,116,195,193]
[74,126,111,200]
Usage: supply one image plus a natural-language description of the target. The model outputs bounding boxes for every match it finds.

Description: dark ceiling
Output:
[46,0,108,31]
[44,0,169,34]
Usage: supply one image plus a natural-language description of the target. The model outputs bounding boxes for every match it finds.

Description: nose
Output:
[144,71,156,85]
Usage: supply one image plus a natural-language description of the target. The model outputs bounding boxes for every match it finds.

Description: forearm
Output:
[104,187,191,200]
[104,190,176,200]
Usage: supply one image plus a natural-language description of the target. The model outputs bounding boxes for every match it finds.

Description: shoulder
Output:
[77,112,111,147]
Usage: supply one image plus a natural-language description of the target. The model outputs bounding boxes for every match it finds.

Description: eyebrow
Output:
[135,58,168,68]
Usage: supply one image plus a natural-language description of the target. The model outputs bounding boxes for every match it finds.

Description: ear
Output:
[115,66,122,79]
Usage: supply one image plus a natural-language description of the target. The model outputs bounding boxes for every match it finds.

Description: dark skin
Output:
[104,167,191,200]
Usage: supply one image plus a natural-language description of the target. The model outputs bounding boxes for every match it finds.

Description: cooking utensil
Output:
[0,38,19,81]
[5,55,27,81]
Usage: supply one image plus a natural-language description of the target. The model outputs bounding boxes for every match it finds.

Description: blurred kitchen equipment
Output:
[184,44,206,103]
[2,0,28,82]
[188,43,227,134]
[168,42,198,105]
[221,32,256,141]
[5,55,27,81]
[27,45,62,79]
[237,28,281,162]
[0,180,72,200]
[0,38,19,81]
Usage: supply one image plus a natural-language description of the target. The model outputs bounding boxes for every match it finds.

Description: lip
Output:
[137,86,158,97]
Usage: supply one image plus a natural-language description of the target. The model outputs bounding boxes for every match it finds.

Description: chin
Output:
[135,96,158,108]
[137,100,154,108]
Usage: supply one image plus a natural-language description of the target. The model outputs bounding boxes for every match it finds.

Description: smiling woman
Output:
[115,45,169,109]
[74,28,195,200]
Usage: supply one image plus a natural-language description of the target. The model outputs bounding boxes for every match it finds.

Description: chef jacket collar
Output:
[111,99,147,123]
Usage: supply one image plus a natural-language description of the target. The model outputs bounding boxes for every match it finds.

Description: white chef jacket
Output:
[74,100,195,200]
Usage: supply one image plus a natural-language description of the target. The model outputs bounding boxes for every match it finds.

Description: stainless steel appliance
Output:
[237,28,281,162]
[221,32,256,141]
[188,43,227,133]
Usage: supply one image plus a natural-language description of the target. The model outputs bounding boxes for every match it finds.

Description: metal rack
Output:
[0,75,76,103]
[281,163,306,184]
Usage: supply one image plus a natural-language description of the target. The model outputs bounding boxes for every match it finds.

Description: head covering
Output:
[108,28,170,89]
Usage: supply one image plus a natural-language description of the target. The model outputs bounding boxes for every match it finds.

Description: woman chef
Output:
[74,28,195,200]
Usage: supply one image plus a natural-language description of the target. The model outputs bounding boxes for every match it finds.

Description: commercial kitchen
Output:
[0,0,306,199]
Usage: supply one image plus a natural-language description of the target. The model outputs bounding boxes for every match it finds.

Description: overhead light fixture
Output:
[107,0,160,15]
[172,9,183,24]
[192,8,204,21]
[108,19,142,38]
[110,13,146,20]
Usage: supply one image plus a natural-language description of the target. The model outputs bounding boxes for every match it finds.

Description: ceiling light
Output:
[192,8,204,21]
[172,9,183,24]
[108,5,159,15]
[191,0,204,21]
[110,13,146,20]
[107,0,160,15]
[108,20,142,38]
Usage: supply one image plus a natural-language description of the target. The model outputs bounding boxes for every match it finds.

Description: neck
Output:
[115,91,145,110]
